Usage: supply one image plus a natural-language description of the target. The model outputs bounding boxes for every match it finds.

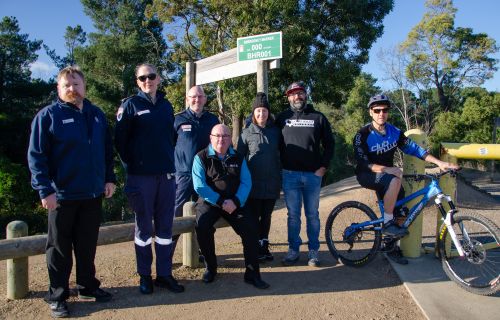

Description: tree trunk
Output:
[436,83,449,111]
[231,114,241,147]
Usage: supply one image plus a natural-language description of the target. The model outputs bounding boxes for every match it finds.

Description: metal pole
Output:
[6,221,29,299]
[400,129,427,258]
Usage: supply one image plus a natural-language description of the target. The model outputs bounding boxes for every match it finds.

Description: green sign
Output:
[237,32,282,62]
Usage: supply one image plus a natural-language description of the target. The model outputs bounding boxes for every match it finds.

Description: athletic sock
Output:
[384,213,393,224]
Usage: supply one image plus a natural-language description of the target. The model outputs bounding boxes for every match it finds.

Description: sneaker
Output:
[78,288,112,302]
[382,220,409,238]
[308,249,320,267]
[386,246,409,265]
[155,275,185,293]
[258,239,274,262]
[282,249,300,266]
[49,301,69,318]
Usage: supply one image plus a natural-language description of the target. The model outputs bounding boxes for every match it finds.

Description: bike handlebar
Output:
[403,169,461,181]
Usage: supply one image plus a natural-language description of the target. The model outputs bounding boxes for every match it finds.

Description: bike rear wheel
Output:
[439,212,500,296]
[325,201,381,267]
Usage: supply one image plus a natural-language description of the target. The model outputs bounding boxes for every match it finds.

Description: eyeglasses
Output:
[372,108,390,114]
[188,95,206,99]
[137,73,157,82]
[210,134,231,139]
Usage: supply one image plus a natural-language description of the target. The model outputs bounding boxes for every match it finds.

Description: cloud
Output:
[30,61,58,80]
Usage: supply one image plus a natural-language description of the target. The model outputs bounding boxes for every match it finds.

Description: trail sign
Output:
[237,32,282,62]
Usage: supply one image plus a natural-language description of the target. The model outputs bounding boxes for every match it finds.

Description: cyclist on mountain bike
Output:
[353,94,459,262]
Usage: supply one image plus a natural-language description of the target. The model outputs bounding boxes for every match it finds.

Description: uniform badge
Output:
[181,124,192,132]
[116,107,124,121]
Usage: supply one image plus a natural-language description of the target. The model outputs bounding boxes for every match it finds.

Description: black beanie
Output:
[252,92,270,112]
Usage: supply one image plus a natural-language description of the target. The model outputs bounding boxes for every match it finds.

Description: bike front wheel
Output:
[439,212,500,296]
[325,201,381,267]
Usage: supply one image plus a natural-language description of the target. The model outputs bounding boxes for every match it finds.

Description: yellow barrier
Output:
[400,129,427,258]
[441,143,500,160]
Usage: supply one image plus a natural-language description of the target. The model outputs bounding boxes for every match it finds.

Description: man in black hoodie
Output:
[275,81,334,267]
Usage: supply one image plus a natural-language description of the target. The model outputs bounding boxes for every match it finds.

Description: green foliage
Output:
[0,156,46,237]
[148,0,394,115]
[401,0,498,111]
[431,89,500,152]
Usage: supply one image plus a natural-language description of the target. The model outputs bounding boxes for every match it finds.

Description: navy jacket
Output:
[27,99,116,200]
[115,91,176,175]
[174,108,219,174]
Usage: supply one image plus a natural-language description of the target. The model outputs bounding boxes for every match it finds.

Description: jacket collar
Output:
[207,144,236,157]
[137,90,166,104]
[57,98,92,112]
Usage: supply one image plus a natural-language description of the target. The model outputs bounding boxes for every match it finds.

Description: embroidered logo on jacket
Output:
[181,124,192,132]
[285,119,315,127]
[370,140,397,154]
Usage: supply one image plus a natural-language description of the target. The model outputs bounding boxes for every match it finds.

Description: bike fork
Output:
[435,194,466,257]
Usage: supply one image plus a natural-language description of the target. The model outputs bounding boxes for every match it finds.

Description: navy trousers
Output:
[125,174,175,277]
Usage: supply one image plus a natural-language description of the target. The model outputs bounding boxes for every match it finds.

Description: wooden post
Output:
[182,202,200,268]
[6,221,29,299]
[256,60,269,95]
[186,61,196,106]
[400,129,427,258]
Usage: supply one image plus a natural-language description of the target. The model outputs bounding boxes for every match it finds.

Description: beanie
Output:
[252,92,270,112]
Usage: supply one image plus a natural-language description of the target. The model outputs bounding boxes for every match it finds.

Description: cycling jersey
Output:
[353,123,428,174]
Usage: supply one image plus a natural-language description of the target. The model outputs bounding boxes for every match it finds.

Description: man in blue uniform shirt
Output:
[28,66,116,318]
[192,124,269,289]
[172,85,219,257]
[354,94,459,264]
[115,63,184,295]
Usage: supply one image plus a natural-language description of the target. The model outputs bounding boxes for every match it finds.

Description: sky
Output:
[1,0,499,92]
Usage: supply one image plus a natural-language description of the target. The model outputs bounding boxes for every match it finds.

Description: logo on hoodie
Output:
[285,119,314,127]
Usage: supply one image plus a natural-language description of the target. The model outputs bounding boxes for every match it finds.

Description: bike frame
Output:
[344,173,466,257]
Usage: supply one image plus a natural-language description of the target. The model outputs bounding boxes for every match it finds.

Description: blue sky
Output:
[1,0,499,92]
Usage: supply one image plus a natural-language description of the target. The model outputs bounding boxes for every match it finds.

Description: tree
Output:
[0,16,42,105]
[44,25,87,69]
[74,0,176,115]
[401,0,498,111]
[147,0,394,126]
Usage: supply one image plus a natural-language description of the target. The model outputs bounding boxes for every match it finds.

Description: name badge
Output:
[137,110,150,116]
[62,118,74,124]
[181,124,192,132]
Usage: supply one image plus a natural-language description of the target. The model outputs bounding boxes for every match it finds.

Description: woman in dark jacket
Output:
[237,92,281,261]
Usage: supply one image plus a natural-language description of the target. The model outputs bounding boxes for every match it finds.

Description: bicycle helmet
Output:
[286,81,306,95]
[367,94,391,109]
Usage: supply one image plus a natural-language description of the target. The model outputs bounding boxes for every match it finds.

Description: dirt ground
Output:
[0,176,497,320]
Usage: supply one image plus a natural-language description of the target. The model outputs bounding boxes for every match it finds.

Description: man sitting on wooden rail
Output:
[192,124,270,289]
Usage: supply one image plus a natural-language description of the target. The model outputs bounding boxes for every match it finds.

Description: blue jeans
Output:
[282,169,322,251]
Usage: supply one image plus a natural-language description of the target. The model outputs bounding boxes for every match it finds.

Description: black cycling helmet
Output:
[367,94,391,109]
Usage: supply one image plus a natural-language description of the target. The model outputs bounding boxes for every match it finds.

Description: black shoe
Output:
[258,239,274,262]
[382,220,409,238]
[155,275,185,293]
[49,301,69,318]
[139,275,153,294]
[78,288,112,302]
[244,277,270,289]
[386,246,409,265]
[202,269,217,283]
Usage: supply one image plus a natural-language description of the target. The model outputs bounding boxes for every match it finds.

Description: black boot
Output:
[258,239,274,262]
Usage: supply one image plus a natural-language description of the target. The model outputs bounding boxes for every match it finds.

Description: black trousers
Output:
[194,201,260,279]
[45,196,102,302]
[245,198,276,240]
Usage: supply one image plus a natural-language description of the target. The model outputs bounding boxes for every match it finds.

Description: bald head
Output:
[210,124,231,155]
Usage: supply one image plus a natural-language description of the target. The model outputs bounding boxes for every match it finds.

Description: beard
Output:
[290,100,306,112]
[65,91,84,106]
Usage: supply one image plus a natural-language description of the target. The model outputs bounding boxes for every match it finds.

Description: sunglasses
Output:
[137,73,157,82]
[372,108,390,114]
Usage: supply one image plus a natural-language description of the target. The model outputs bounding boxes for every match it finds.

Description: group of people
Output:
[27,63,458,318]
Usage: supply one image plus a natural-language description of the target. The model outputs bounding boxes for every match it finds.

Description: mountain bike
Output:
[325,170,500,296]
